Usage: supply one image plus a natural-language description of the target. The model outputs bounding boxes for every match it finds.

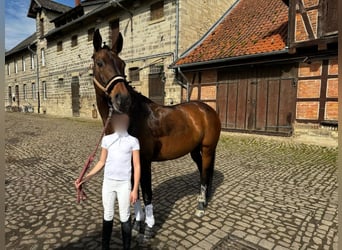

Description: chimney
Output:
[75,0,81,6]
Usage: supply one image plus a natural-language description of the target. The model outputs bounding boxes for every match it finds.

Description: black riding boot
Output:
[121,217,131,250]
[102,219,113,250]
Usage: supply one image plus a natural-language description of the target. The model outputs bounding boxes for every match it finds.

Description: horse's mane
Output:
[126,84,154,105]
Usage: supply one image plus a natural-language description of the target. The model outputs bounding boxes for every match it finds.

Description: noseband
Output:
[93,75,127,96]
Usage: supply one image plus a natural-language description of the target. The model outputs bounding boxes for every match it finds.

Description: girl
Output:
[75,114,140,250]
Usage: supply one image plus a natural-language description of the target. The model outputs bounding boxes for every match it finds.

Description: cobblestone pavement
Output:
[5,112,338,250]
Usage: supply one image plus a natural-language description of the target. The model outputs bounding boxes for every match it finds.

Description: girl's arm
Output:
[75,147,107,188]
[130,150,141,203]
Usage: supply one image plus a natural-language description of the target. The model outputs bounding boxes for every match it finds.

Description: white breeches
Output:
[102,178,131,222]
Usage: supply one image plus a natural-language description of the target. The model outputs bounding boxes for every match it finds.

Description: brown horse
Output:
[92,29,221,238]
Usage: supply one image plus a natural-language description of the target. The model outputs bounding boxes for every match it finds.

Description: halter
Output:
[93,75,127,96]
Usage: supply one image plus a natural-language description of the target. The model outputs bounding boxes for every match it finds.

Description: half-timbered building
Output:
[173,0,338,136]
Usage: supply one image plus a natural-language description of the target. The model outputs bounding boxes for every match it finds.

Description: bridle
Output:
[93,75,128,96]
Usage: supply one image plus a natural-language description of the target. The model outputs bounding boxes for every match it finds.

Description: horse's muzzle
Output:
[111,93,131,114]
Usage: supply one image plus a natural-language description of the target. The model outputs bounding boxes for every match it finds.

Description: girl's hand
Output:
[130,190,138,204]
[74,179,84,189]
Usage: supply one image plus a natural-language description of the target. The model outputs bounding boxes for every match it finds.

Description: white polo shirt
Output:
[101,132,140,181]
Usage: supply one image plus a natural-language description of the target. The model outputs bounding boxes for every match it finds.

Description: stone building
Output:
[5,0,235,118]
[173,0,338,136]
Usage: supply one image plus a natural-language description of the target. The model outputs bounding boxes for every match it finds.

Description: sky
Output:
[5,0,74,51]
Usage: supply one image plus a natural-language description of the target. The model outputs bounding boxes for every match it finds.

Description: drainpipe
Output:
[28,44,40,114]
[175,0,179,60]
[177,67,190,102]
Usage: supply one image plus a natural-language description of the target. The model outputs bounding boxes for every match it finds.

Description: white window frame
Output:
[14,59,18,73]
[42,81,47,100]
[22,56,26,72]
[31,54,35,70]
[41,49,45,67]
[32,83,36,99]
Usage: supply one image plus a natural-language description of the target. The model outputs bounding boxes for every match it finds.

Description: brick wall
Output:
[182,70,217,110]
[296,59,338,122]
[294,0,319,42]
[325,59,338,120]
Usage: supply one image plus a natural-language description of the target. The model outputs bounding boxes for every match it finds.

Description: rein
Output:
[76,106,113,203]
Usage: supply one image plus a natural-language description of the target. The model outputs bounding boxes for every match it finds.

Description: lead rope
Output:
[76,106,114,203]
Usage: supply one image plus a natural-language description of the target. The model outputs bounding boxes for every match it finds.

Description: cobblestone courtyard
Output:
[5,112,338,249]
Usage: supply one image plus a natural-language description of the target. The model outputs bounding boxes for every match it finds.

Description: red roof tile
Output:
[176,0,288,66]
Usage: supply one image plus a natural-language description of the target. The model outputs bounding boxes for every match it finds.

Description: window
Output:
[7,63,10,75]
[31,54,35,69]
[71,35,78,47]
[88,28,95,42]
[14,59,18,73]
[150,1,164,21]
[322,0,338,35]
[40,18,44,37]
[8,86,12,104]
[23,84,27,100]
[57,41,63,52]
[42,81,47,100]
[41,49,45,66]
[32,83,36,99]
[129,67,140,81]
[58,78,64,87]
[22,56,26,72]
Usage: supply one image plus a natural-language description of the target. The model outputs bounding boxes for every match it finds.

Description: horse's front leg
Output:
[140,161,155,240]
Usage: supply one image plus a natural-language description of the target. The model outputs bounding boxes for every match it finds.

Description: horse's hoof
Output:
[143,225,154,240]
[195,209,205,217]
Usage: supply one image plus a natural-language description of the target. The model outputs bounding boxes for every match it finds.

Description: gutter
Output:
[173,49,337,72]
[175,0,179,60]
[171,49,289,69]
[125,52,174,63]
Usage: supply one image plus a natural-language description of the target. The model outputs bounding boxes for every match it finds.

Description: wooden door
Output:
[71,77,80,117]
[246,81,257,130]
[148,65,164,105]
[217,77,296,135]
[217,83,228,128]
[15,85,19,106]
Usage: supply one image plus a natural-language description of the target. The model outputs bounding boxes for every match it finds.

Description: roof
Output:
[28,0,71,18]
[51,1,108,24]
[174,0,289,67]
[44,0,126,39]
[5,33,37,57]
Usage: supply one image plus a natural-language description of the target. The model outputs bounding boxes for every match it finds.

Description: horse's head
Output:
[92,29,131,114]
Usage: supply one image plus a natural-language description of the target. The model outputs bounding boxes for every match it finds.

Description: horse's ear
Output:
[93,29,102,52]
[112,32,123,54]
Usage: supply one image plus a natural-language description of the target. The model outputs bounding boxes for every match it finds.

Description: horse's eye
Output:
[96,60,104,67]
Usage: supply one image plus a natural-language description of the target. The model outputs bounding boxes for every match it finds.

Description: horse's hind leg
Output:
[190,145,202,173]
[196,146,215,217]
